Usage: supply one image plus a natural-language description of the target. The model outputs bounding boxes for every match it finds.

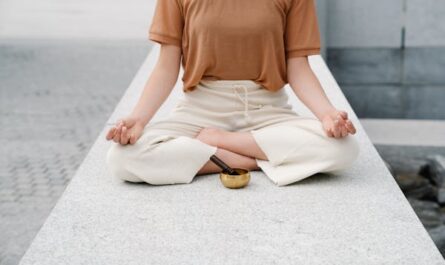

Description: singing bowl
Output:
[219,168,250,189]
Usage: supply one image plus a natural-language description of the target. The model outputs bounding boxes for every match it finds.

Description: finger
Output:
[332,119,341,138]
[336,117,347,136]
[344,119,353,134]
[323,126,333,137]
[113,124,122,143]
[120,126,129,144]
[332,126,340,138]
[339,111,348,120]
[106,127,116,140]
[126,117,136,128]
[336,117,347,137]
[336,115,346,126]
[116,119,124,128]
[340,125,348,137]
[326,128,334,138]
[337,114,347,127]
[129,133,136,144]
[322,123,332,138]
[123,118,135,128]
[121,119,128,128]
[345,119,357,134]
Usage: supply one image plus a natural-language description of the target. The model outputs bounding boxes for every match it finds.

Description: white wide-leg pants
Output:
[106,79,360,186]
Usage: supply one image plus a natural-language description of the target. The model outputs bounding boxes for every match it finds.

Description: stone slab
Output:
[19,45,445,264]
[360,118,445,147]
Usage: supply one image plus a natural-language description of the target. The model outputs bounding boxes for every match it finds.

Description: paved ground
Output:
[0,0,153,40]
[0,39,150,265]
[0,0,155,262]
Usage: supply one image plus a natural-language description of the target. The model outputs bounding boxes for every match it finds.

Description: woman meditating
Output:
[105,0,360,186]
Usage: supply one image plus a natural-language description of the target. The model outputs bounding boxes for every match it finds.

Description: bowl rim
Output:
[221,167,249,175]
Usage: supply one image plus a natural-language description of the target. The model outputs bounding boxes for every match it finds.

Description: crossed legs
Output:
[106,119,359,186]
[196,120,360,186]
[195,127,266,175]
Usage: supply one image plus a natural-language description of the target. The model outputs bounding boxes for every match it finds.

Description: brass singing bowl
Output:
[219,168,250,189]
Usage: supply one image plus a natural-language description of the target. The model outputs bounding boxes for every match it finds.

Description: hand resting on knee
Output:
[105,116,145,145]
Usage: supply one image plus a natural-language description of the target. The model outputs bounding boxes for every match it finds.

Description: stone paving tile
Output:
[0,39,151,265]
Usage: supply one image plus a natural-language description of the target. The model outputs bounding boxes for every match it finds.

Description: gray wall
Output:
[320,0,445,119]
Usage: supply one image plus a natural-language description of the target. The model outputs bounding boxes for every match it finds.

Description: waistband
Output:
[198,79,263,91]
[193,79,276,123]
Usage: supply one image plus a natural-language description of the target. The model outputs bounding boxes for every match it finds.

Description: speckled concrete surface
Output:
[18,47,445,264]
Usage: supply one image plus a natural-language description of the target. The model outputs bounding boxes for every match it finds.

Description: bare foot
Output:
[196,148,261,175]
[195,127,263,175]
[195,127,227,147]
[196,127,268,161]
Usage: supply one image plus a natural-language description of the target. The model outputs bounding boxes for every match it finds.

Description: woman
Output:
[105,0,360,186]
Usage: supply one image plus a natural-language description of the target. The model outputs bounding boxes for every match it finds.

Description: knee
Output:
[325,135,360,171]
[106,143,142,182]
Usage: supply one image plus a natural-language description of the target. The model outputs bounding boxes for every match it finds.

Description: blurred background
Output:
[0,0,444,264]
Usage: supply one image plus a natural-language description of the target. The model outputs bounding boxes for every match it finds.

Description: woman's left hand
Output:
[321,109,357,138]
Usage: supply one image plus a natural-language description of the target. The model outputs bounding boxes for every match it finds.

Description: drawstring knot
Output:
[232,85,264,123]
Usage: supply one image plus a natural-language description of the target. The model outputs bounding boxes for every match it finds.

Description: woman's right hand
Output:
[105,116,145,145]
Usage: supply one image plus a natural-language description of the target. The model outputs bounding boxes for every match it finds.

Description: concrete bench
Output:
[19,44,445,264]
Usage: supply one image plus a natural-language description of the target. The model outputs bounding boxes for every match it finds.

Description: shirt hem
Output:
[148,32,182,47]
[286,48,321,58]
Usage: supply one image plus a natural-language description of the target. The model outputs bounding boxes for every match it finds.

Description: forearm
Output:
[287,57,336,121]
[130,64,179,126]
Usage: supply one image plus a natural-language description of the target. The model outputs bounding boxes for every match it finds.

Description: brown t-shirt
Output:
[149,0,321,93]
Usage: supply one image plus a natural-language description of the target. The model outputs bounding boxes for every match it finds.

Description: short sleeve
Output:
[284,0,321,58]
[148,0,184,47]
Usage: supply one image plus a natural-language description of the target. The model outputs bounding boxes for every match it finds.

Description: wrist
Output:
[129,113,149,127]
[318,106,337,121]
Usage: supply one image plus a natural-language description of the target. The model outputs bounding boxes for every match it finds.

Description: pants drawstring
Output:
[232,85,264,123]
